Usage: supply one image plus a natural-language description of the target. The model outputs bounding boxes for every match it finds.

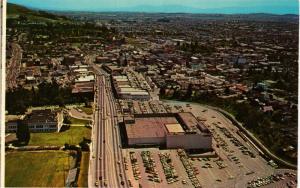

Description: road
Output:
[88,55,128,188]
[6,43,22,89]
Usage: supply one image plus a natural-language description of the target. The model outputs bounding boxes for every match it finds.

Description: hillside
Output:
[7,3,69,22]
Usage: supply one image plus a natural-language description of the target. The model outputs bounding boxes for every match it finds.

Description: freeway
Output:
[6,43,22,89]
[88,54,128,188]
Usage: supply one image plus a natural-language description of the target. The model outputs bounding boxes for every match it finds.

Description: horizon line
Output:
[9,2,299,16]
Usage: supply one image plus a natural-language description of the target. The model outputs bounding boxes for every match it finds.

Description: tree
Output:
[16,120,30,145]
[224,87,230,95]
[159,86,166,96]
[184,84,193,99]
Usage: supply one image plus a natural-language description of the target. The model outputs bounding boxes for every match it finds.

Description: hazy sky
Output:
[8,0,299,14]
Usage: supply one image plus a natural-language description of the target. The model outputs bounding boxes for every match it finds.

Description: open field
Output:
[28,126,91,146]
[6,151,75,187]
[78,152,90,187]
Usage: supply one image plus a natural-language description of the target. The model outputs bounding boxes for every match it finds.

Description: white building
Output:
[6,110,64,133]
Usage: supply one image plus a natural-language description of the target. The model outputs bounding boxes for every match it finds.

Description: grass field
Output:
[77,152,90,187]
[6,151,75,187]
[28,126,91,146]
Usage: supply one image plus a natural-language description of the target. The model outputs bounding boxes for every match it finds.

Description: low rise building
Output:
[6,110,64,133]
[125,112,212,150]
[113,75,150,100]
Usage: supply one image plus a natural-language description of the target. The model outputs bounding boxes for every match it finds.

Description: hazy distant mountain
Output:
[6,2,299,24]
[7,3,69,22]
[110,5,298,15]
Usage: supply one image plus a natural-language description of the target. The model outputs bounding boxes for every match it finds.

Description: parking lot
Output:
[123,148,196,188]
[163,100,297,188]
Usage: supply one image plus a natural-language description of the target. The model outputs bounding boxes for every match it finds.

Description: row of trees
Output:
[16,120,30,145]
[6,80,93,114]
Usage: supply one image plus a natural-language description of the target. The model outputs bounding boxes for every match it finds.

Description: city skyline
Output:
[8,0,299,14]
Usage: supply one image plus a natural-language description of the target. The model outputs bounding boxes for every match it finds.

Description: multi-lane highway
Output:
[88,55,128,188]
[6,43,22,89]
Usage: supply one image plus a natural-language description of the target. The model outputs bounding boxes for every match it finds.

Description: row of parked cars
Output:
[211,128,231,153]
[247,172,296,188]
[130,152,142,180]
[159,152,179,184]
[177,149,202,188]
[217,126,256,158]
[141,151,161,183]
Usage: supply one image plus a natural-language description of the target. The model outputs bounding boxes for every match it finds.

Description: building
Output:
[113,75,150,100]
[6,110,64,133]
[71,66,95,94]
[125,112,212,150]
[102,64,123,75]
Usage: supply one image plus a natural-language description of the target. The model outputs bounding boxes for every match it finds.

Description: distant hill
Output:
[7,3,69,22]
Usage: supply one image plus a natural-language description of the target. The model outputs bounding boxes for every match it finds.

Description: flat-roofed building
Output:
[5,110,64,133]
[125,113,212,150]
[165,123,185,134]
[102,64,123,75]
[113,75,150,100]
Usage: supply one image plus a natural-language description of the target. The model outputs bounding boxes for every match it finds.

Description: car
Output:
[128,180,133,187]
[104,181,107,186]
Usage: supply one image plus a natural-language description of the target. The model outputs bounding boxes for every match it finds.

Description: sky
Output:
[8,0,299,14]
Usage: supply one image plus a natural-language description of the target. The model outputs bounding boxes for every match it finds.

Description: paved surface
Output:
[124,148,194,188]
[84,53,297,188]
[88,55,128,188]
[69,107,92,120]
[163,100,297,188]
[214,107,297,169]
[6,43,22,89]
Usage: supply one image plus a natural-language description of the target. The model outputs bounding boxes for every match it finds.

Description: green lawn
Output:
[78,152,90,187]
[28,126,91,146]
[6,151,75,187]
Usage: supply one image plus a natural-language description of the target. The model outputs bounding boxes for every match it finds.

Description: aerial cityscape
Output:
[4,0,298,188]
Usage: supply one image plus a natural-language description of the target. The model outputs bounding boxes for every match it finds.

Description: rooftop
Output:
[125,112,210,139]
[126,116,179,139]
[165,123,185,133]
[25,109,58,123]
